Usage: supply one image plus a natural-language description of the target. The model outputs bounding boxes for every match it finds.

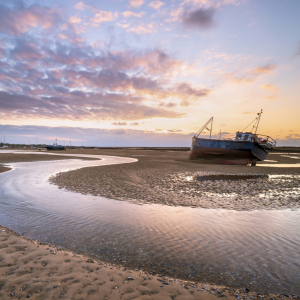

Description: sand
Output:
[0,153,98,174]
[47,149,300,210]
[0,166,10,173]
[0,225,243,300]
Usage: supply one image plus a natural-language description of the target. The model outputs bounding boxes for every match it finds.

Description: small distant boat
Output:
[46,139,66,151]
[189,110,276,166]
[67,140,75,149]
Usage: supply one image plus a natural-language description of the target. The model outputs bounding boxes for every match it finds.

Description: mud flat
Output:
[49,149,300,210]
[0,225,243,300]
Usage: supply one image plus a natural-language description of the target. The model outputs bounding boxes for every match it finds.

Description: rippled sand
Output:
[49,149,300,210]
[1,226,242,300]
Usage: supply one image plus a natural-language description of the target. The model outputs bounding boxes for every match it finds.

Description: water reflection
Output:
[258,164,300,167]
[194,175,269,181]
[174,173,300,201]
[281,155,300,160]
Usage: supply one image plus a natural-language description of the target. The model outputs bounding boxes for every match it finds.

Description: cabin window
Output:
[236,133,242,140]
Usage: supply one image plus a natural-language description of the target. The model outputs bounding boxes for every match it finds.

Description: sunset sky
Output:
[0,0,299,146]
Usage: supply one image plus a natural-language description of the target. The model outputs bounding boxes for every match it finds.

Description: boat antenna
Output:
[195,117,213,138]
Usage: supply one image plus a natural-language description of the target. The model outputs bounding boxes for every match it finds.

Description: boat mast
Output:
[254,109,263,134]
[195,117,213,138]
[210,117,213,139]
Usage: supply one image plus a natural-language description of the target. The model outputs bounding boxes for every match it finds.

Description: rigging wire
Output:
[241,118,257,132]
[241,110,263,133]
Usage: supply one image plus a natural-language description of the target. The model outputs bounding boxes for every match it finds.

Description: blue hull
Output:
[190,137,268,165]
[46,145,66,150]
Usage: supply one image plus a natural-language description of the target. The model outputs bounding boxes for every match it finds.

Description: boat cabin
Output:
[235,132,258,142]
[235,132,276,150]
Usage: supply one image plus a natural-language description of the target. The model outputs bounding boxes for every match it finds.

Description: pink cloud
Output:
[0,90,184,121]
[216,64,277,85]
[74,2,85,10]
[122,11,145,18]
[251,64,276,75]
[84,49,187,77]
[58,34,68,39]
[74,1,98,13]
[149,1,164,9]
[90,11,115,25]
[0,4,61,36]
[127,25,152,34]
[69,16,81,24]
[128,0,144,8]
[260,84,280,92]
[117,23,130,29]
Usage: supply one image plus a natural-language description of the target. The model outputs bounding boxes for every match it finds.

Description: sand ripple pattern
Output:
[151,172,300,210]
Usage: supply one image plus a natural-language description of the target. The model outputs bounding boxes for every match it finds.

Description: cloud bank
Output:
[0,1,215,124]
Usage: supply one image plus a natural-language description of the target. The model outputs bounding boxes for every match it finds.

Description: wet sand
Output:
[0,225,240,300]
[48,149,300,210]
[0,166,10,173]
[0,153,98,174]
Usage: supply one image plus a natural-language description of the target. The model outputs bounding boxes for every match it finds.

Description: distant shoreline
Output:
[1,146,300,153]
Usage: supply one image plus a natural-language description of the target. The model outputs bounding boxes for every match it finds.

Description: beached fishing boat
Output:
[189,110,276,165]
[46,139,66,151]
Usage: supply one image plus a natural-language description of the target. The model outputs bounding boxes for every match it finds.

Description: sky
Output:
[0,0,299,146]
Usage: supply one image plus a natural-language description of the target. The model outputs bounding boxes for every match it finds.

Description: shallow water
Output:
[258,163,300,167]
[194,174,268,181]
[0,152,300,294]
[281,155,300,160]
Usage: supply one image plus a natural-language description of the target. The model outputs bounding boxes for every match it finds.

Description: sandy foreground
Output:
[0,226,241,300]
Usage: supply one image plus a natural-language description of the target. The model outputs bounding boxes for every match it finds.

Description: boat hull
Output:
[46,146,66,150]
[189,137,268,165]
